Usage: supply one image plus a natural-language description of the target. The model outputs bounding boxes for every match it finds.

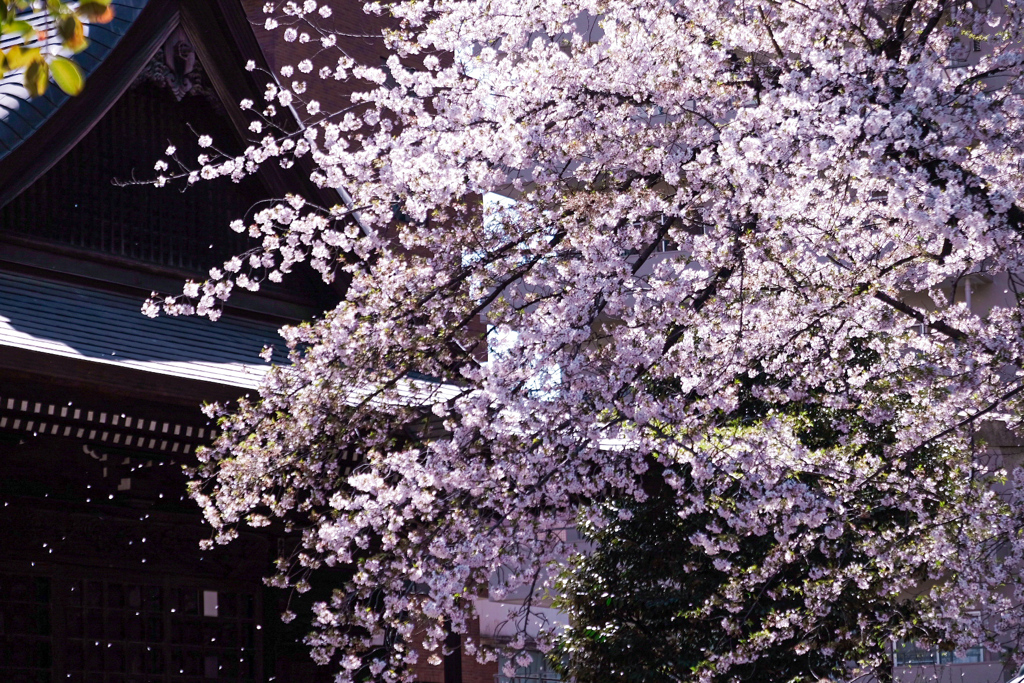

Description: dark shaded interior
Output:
[0,81,260,275]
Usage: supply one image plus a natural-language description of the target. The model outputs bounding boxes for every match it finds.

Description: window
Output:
[496,650,560,683]
[894,641,984,666]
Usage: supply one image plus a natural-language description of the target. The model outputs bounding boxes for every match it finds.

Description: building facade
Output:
[0,1,341,681]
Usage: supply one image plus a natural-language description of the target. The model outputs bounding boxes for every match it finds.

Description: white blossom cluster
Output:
[146,0,1024,680]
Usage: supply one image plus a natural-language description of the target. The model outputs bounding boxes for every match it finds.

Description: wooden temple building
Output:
[0,0,517,681]
[0,1,346,681]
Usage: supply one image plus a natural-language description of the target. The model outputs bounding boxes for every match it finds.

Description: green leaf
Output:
[24,57,48,97]
[6,45,40,70]
[50,56,83,95]
[57,15,86,53]
[3,19,35,38]
[78,0,114,23]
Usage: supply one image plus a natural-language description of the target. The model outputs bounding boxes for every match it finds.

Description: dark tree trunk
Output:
[443,623,462,683]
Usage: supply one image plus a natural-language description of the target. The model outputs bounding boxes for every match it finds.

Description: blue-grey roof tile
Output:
[0,270,288,389]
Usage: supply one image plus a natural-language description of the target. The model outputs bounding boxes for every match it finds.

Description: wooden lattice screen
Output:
[0,81,264,274]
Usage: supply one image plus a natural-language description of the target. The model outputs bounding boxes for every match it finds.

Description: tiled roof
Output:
[0,270,284,389]
[0,0,150,160]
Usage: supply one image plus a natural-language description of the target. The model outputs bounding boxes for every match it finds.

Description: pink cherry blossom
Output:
[150,0,1024,680]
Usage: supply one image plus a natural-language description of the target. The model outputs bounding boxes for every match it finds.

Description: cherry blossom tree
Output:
[148,0,1024,680]
[554,400,987,682]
